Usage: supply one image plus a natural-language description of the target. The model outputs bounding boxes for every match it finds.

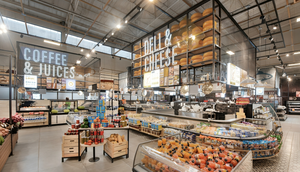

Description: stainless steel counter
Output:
[141,109,243,124]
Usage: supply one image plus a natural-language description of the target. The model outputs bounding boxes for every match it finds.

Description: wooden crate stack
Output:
[104,134,128,158]
[61,134,84,158]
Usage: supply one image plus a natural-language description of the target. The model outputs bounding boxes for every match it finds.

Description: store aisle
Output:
[1,126,154,172]
[253,115,300,172]
[2,115,300,172]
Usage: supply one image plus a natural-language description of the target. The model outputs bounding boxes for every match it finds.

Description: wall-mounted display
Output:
[66,79,76,90]
[24,75,37,88]
[256,87,265,95]
[227,63,241,86]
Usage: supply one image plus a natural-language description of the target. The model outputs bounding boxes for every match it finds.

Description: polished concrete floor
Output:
[2,115,300,172]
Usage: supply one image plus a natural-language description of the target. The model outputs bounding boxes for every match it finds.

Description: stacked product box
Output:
[96,99,106,120]
[87,116,97,127]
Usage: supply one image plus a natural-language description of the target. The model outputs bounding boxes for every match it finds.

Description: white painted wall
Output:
[0,100,16,118]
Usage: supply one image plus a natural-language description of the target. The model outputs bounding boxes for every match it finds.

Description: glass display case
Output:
[132,134,253,172]
[50,100,78,125]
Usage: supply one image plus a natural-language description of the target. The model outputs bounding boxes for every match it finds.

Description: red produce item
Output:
[231,159,238,167]
[225,163,233,171]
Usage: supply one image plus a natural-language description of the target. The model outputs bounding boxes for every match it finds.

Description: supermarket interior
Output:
[0,0,299,171]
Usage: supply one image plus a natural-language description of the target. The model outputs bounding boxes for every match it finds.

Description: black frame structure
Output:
[128,0,258,88]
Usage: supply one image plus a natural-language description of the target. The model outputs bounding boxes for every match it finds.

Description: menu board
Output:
[227,63,241,86]
[46,77,67,90]
[151,70,160,87]
[24,75,37,88]
[143,72,152,88]
[240,69,248,83]
[66,79,76,90]
[160,69,164,86]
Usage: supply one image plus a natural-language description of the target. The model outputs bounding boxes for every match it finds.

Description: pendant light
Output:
[241,11,256,86]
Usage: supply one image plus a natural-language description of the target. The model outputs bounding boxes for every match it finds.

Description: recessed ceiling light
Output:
[297,18,300,22]
[80,49,83,52]
[76,60,81,64]
[125,20,128,23]
[226,51,234,55]
[273,26,277,30]
[111,32,114,35]
[117,24,121,29]
[286,54,289,57]
[86,54,90,57]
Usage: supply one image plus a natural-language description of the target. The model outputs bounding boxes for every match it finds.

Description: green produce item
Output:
[84,121,89,125]
[81,124,85,128]
[51,110,58,114]
[64,109,70,113]
[0,136,4,145]
[83,118,88,122]
[74,109,79,112]
[78,106,85,110]
[84,124,88,128]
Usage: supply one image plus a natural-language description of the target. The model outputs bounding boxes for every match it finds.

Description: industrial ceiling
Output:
[0,0,299,77]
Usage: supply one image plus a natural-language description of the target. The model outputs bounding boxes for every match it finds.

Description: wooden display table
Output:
[81,140,107,162]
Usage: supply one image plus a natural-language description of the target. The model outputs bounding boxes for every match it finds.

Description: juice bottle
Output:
[162,138,166,145]
[158,140,162,147]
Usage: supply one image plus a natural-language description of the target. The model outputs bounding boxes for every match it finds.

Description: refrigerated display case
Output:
[132,134,253,172]
[50,100,78,125]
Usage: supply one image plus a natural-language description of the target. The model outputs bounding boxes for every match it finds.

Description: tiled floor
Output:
[2,115,300,172]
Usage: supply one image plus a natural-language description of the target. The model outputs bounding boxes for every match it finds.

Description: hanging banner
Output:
[18,45,75,78]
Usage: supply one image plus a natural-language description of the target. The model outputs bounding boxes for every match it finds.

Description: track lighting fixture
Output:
[269,37,273,42]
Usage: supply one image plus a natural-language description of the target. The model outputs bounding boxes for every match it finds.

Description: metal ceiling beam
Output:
[76,0,111,46]
[216,0,258,50]
[19,0,29,34]
[28,0,136,42]
[64,0,80,42]
[0,5,125,48]
[154,5,179,22]
[230,0,272,17]
[271,0,285,48]
[257,50,300,59]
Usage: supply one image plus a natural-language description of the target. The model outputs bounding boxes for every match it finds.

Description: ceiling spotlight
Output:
[274,49,278,53]
[277,56,279,59]
[116,24,121,29]
[294,52,300,55]
[257,58,259,61]
[125,20,128,23]
[86,54,90,57]
[80,49,83,52]
[71,66,75,69]
[92,49,95,53]
[286,54,289,57]
[288,77,291,81]
[297,18,300,22]
[273,25,277,30]
[282,72,286,77]
[273,45,276,49]
[76,60,81,64]
[267,56,270,59]
[112,55,114,59]
[111,32,114,35]
[269,37,273,42]
[119,57,121,60]
[226,51,234,55]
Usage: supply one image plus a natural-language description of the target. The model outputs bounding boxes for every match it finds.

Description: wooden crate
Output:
[62,133,84,158]
[0,135,12,171]
[104,139,128,158]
